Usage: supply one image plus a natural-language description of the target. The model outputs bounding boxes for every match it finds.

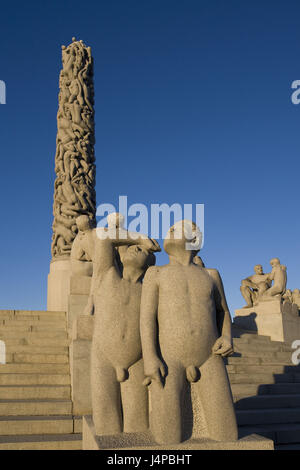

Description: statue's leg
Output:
[90,340,122,435]
[240,285,253,307]
[121,359,149,433]
[197,354,238,441]
[149,361,187,444]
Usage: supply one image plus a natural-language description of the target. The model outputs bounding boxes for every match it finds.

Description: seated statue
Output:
[261,258,287,299]
[90,215,160,436]
[240,265,271,308]
[140,220,238,444]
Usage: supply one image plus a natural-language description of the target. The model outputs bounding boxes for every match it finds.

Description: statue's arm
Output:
[140,267,166,386]
[241,276,255,288]
[208,268,234,357]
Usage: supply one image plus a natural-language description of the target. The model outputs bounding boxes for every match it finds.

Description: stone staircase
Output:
[229,327,300,450]
[1,309,300,450]
[0,310,81,450]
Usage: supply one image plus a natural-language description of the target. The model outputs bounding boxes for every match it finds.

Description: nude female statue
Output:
[90,217,160,436]
[140,220,238,444]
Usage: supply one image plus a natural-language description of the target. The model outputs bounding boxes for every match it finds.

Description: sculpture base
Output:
[47,259,71,312]
[82,416,274,450]
[70,315,94,415]
[68,275,91,331]
[234,298,300,342]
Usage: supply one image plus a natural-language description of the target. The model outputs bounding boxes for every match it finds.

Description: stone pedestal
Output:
[68,275,91,330]
[234,298,300,343]
[47,259,71,312]
[82,416,274,450]
[70,315,94,415]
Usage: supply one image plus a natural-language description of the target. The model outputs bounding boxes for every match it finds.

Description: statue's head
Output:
[294,288,300,295]
[254,264,263,275]
[270,258,280,268]
[164,220,202,256]
[76,215,91,232]
[120,245,156,272]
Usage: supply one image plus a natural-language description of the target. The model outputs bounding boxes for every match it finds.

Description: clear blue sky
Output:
[0,0,299,315]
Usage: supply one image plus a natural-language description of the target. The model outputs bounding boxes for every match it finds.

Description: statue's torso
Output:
[93,268,142,369]
[156,264,219,367]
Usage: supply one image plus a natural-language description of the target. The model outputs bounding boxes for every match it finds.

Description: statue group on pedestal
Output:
[240,259,287,307]
[240,260,300,316]
[71,213,238,445]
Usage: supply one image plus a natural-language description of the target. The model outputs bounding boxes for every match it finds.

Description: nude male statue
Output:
[90,219,160,436]
[140,220,238,444]
[240,265,271,307]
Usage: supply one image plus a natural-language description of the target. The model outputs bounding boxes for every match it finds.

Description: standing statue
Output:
[51,38,96,259]
[240,265,272,308]
[90,218,161,436]
[140,220,238,444]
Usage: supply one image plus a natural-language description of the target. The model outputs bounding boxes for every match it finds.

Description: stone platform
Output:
[234,298,300,343]
[82,416,274,450]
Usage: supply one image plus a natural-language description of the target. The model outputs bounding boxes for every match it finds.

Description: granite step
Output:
[234,394,300,410]
[0,415,76,435]
[7,353,69,364]
[236,407,300,426]
[227,364,296,374]
[238,423,300,445]
[231,382,300,397]
[0,385,71,400]
[0,331,68,339]
[0,320,67,328]
[226,356,293,366]
[0,399,72,416]
[2,337,70,347]
[3,345,68,355]
[0,363,70,374]
[0,310,66,319]
[0,433,82,450]
[228,372,300,384]
[0,373,70,386]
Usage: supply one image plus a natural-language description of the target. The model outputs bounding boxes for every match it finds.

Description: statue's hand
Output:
[141,237,161,253]
[212,336,234,357]
[143,357,166,388]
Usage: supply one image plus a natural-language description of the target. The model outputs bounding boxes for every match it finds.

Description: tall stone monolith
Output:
[47,38,96,312]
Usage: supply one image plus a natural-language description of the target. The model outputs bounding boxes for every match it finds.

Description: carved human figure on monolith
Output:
[240,265,271,307]
[90,218,160,435]
[140,220,238,444]
[70,215,96,277]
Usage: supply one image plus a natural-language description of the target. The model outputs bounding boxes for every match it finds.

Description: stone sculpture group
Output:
[71,213,238,445]
[240,259,287,308]
[48,39,278,449]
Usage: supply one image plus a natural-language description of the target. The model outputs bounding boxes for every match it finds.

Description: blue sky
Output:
[0,0,299,315]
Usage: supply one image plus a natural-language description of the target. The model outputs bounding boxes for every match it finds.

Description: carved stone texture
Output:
[51,37,96,259]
